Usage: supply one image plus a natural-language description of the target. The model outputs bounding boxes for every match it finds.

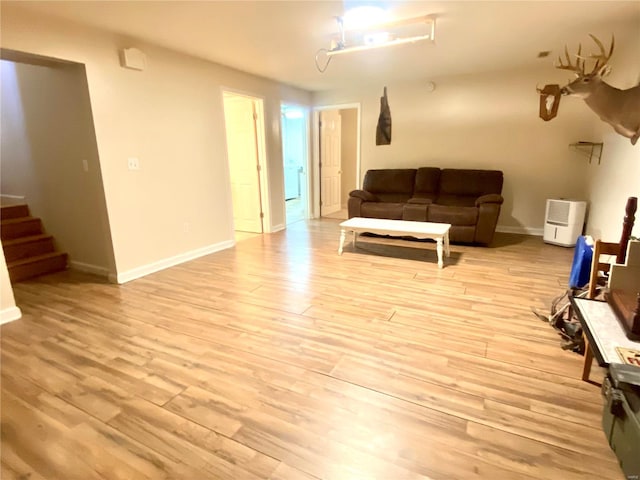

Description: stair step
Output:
[2,234,55,263]
[1,217,43,240]
[0,204,30,220]
[7,252,68,283]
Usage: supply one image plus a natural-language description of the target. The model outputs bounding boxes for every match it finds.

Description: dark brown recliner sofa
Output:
[348,168,504,245]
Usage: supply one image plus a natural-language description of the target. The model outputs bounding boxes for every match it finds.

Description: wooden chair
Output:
[581,197,637,382]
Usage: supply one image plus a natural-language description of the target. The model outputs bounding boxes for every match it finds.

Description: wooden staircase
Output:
[1,204,68,282]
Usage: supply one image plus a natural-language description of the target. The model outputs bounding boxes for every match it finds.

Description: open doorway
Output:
[0,51,116,284]
[222,91,269,240]
[313,104,360,220]
[281,104,309,225]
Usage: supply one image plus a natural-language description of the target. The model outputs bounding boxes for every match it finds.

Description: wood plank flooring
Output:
[1,219,624,479]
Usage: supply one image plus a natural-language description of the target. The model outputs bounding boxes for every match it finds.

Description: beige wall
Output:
[1,60,116,275]
[339,108,358,207]
[584,40,640,241]
[314,67,603,233]
[0,246,20,323]
[1,6,311,280]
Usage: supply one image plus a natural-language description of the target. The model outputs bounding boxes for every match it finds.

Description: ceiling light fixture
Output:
[315,14,436,72]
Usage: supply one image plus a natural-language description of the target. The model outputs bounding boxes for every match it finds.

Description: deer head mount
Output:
[541,34,640,145]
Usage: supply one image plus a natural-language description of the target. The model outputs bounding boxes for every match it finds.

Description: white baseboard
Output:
[114,240,234,284]
[270,224,286,233]
[69,260,112,278]
[0,306,22,325]
[496,225,544,236]
[1,194,26,205]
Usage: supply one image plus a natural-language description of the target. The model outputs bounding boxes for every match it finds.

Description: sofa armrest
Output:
[407,197,433,205]
[475,194,504,206]
[475,202,502,245]
[349,190,379,202]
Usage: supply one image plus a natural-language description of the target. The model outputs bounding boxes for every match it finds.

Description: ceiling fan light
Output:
[342,6,386,30]
[364,32,391,45]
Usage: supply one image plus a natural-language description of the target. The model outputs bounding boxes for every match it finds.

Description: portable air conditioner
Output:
[543,199,587,247]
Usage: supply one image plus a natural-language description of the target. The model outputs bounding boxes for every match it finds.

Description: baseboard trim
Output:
[496,225,544,236]
[115,240,234,284]
[69,261,112,278]
[0,306,22,325]
[271,224,286,233]
[1,194,26,205]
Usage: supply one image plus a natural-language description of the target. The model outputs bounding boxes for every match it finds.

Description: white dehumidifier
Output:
[543,199,587,247]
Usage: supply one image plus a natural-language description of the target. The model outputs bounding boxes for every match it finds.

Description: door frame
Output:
[220,87,271,235]
[312,103,361,219]
[280,102,311,225]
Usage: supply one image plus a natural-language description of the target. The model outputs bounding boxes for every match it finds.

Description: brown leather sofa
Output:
[348,168,504,245]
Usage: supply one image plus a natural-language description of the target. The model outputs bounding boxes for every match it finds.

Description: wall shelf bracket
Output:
[570,141,603,164]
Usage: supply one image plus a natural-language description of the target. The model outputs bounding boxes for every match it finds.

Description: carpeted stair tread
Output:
[2,233,53,246]
[0,204,30,220]
[1,216,38,225]
[8,251,66,268]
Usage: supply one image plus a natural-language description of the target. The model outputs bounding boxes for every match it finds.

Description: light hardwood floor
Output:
[1,219,623,480]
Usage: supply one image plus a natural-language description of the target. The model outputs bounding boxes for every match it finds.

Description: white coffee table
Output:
[338,217,451,268]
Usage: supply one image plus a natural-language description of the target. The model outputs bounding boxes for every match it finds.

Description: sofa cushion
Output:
[361,202,405,220]
[349,190,379,202]
[363,169,417,195]
[407,197,433,205]
[428,205,478,226]
[414,167,441,201]
[438,169,503,198]
[435,194,477,207]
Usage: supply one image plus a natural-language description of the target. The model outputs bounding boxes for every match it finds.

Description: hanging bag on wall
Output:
[376,86,391,145]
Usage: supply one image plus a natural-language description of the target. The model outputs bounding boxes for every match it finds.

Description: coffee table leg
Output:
[338,229,346,255]
[444,231,450,257]
[436,238,444,269]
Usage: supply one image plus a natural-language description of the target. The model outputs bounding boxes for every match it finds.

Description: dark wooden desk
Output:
[571,296,640,382]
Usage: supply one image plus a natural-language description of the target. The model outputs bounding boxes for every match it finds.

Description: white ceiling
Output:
[6,1,640,91]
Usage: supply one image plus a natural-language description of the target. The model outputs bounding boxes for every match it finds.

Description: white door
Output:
[223,93,263,233]
[320,110,342,216]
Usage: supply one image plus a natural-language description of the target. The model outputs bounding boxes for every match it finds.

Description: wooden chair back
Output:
[587,197,637,299]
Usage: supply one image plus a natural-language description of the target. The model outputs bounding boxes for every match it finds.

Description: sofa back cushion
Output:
[363,169,416,202]
[437,169,503,206]
[413,167,441,202]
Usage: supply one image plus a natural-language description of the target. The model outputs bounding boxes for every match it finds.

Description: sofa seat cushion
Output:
[429,205,478,226]
[435,194,477,207]
[375,193,413,203]
[361,202,405,220]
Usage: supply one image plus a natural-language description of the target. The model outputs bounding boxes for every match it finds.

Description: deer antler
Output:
[586,34,615,74]
[555,43,585,75]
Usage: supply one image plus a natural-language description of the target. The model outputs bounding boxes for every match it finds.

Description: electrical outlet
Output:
[82,159,89,172]
[128,157,140,170]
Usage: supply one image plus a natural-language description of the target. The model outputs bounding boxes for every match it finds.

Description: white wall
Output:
[314,67,603,233]
[340,108,358,207]
[0,6,311,281]
[0,246,21,324]
[1,60,116,275]
[584,40,640,241]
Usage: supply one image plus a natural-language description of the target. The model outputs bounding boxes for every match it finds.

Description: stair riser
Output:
[0,204,30,220]
[8,254,67,283]
[1,219,42,240]
[3,238,55,263]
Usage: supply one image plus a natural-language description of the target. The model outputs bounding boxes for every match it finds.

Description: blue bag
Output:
[568,236,593,289]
